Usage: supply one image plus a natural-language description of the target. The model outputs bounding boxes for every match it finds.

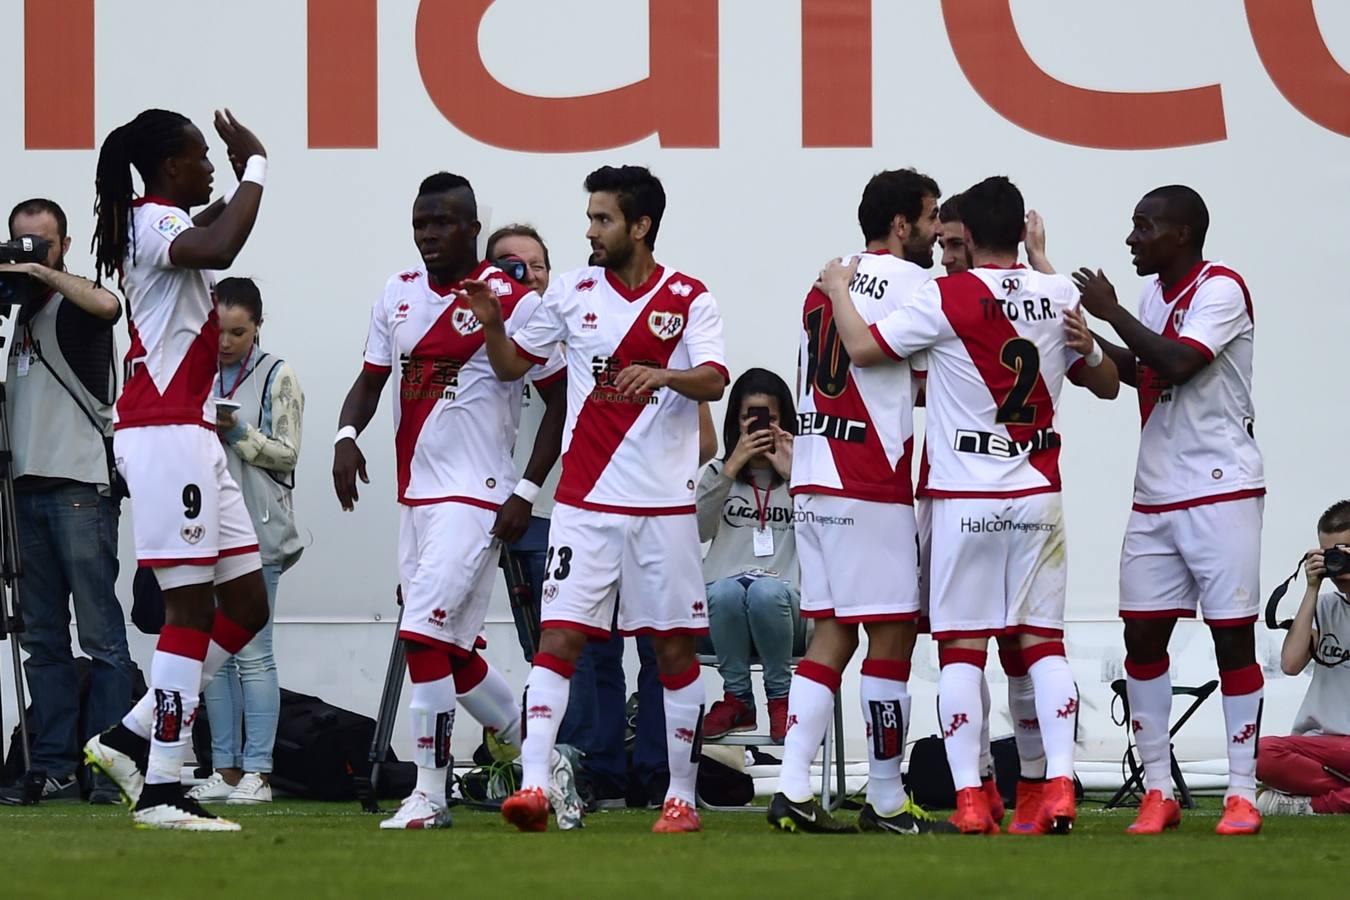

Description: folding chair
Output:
[1105,677,1219,809]
[695,654,847,813]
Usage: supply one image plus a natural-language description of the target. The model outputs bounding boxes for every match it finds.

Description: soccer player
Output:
[930,197,1060,831]
[81,109,271,831]
[1072,186,1266,836]
[822,176,1119,835]
[331,173,569,830]
[465,165,728,833]
[766,169,954,836]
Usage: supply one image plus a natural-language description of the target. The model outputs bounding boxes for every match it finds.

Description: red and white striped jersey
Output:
[511,264,728,515]
[871,266,1085,498]
[115,199,219,430]
[790,250,930,504]
[1131,260,1263,511]
[363,260,564,508]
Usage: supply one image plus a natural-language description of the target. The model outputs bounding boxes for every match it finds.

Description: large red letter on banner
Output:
[801,0,871,148]
[415,0,718,151]
[941,0,1227,149]
[308,0,379,148]
[25,0,95,149]
[1246,0,1350,138]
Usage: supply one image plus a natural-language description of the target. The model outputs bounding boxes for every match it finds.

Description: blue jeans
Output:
[16,484,132,779]
[203,564,281,773]
[704,576,804,703]
[585,633,666,786]
[506,515,594,749]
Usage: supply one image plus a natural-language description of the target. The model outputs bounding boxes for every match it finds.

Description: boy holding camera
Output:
[1257,500,1350,815]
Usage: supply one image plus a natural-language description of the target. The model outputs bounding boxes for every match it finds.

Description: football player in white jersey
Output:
[1073,186,1266,836]
[466,165,728,833]
[767,169,955,836]
[81,109,271,831]
[822,177,1119,834]
[332,173,572,830]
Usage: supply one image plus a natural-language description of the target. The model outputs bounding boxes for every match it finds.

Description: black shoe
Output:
[858,802,959,834]
[88,772,123,806]
[0,774,79,805]
[767,792,856,833]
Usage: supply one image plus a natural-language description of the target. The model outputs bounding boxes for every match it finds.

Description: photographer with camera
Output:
[1255,501,1350,816]
[0,199,132,805]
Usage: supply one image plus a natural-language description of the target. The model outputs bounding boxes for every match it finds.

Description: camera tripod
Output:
[0,383,34,797]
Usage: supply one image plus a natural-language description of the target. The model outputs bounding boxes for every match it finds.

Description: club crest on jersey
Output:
[180,524,205,545]
[648,310,685,340]
[451,308,483,336]
[1172,308,1187,332]
[487,277,512,297]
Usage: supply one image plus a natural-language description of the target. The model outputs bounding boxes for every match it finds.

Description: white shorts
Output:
[539,504,706,638]
[115,425,259,585]
[926,493,1067,640]
[917,497,932,633]
[795,493,920,624]
[1119,496,1262,626]
[397,501,500,656]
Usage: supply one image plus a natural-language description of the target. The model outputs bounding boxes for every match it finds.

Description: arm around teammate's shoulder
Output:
[816,257,889,367]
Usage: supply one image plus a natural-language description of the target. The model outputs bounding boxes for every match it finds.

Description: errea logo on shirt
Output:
[648,311,685,340]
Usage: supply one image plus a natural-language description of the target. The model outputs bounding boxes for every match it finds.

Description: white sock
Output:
[979,675,994,780]
[661,663,705,806]
[520,657,572,791]
[937,653,985,791]
[1220,664,1264,804]
[409,675,456,806]
[1125,655,1174,799]
[1007,673,1045,779]
[457,658,521,748]
[122,634,243,741]
[145,627,207,786]
[779,661,839,802]
[1026,647,1077,781]
[859,660,910,816]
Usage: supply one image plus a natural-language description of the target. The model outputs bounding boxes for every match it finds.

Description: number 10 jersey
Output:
[791,250,929,505]
[870,266,1085,499]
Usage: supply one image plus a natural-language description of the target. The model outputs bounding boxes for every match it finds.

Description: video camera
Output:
[0,235,51,309]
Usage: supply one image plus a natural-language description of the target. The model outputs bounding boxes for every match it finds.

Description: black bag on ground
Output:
[905,734,957,809]
[268,689,413,800]
[696,753,754,807]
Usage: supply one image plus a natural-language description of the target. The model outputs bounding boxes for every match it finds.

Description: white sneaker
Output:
[1255,788,1315,816]
[134,794,241,832]
[83,731,145,806]
[226,773,272,805]
[187,773,235,802]
[379,791,452,830]
[548,745,585,831]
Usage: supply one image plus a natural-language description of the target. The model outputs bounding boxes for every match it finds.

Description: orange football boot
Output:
[501,787,550,832]
[1041,776,1076,835]
[652,797,702,833]
[1125,789,1182,835]
[949,786,1000,834]
[1215,796,1262,836]
[981,776,1006,824]
[1007,779,1049,835]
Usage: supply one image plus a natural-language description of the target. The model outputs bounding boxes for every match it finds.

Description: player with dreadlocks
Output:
[82,108,273,832]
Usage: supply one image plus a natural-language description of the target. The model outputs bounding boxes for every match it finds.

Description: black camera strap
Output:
[1264,551,1344,668]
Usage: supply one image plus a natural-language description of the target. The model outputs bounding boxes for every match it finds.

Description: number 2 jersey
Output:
[870,266,1085,498]
[511,264,728,514]
[1131,260,1263,511]
[362,260,564,508]
[791,250,930,504]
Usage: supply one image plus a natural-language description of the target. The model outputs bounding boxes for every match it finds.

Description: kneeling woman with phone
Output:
[192,277,305,805]
[695,367,803,744]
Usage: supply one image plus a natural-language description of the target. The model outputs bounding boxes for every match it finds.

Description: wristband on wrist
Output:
[241,155,267,187]
[512,479,541,504]
[334,425,358,446]
[1085,343,1104,368]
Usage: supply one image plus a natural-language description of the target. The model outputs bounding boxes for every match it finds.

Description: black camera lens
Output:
[493,257,528,283]
[1325,547,1349,577]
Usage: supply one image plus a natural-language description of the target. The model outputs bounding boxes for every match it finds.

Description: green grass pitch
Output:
[3,797,1344,899]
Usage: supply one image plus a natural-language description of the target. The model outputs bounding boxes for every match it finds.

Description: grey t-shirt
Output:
[696,462,797,586]
[1291,588,1350,737]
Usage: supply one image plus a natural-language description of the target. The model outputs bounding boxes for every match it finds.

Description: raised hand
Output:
[1071,267,1121,320]
[457,280,503,329]
[1063,305,1095,355]
[213,109,267,180]
[765,424,794,480]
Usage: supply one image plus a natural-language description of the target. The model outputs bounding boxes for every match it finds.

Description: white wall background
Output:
[3,0,1348,770]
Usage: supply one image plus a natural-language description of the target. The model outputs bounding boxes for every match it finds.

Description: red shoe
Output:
[501,787,549,832]
[1041,776,1076,835]
[1007,779,1049,835]
[702,693,756,739]
[1215,796,1262,836]
[1125,789,1182,835]
[981,776,1006,824]
[767,697,789,743]
[652,797,702,833]
[949,786,999,834]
